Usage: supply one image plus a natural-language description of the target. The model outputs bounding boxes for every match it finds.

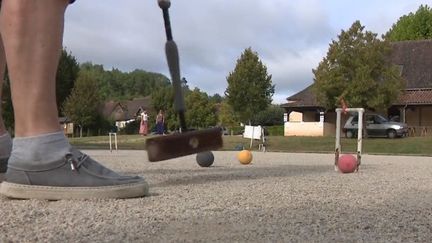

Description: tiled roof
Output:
[281,85,319,108]
[390,40,432,89]
[126,97,152,116]
[101,96,153,121]
[101,101,120,118]
[394,88,432,105]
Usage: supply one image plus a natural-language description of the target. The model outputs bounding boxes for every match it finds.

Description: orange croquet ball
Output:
[338,154,357,173]
[237,150,253,165]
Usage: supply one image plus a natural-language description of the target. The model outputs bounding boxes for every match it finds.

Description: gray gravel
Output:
[1,150,432,242]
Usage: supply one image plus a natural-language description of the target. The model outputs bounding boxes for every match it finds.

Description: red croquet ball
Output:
[338,154,357,173]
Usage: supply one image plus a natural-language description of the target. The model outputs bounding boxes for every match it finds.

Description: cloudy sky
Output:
[63,0,430,104]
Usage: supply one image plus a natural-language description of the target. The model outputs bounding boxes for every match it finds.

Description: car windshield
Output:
[375,115,388,123]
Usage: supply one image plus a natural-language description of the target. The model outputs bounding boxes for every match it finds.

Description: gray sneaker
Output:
[0,157,8,182]
[0,149,149,200]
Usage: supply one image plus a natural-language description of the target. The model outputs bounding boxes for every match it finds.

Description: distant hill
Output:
[80,62,171,101]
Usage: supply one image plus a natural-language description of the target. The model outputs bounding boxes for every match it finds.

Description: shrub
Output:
[265,125,284,136]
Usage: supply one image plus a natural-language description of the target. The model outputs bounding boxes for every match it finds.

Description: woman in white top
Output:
[139,110,149,136]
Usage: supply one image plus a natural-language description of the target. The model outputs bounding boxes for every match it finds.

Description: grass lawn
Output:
[69,134,432,156]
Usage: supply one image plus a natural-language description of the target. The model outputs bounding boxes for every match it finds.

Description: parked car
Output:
[343,113,408,138]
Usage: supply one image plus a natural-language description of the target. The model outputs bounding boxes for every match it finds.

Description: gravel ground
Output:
[1,150,431,242]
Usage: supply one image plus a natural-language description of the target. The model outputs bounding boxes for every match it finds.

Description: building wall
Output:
[289,112,303,122]
[423,107,432,126]
[405,106,432,126]
[287,110,319,122]
[284,122,335,136]
[323,122,336,136]
[62,122,74,136]
[284,110,356,137]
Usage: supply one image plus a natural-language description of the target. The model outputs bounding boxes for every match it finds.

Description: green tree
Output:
[79,62,170,102]
[62,70,103,137]
[209,93,223,104]
[225,47,274,123]
[385,5,432,41]
[150,77,195,132]
[80,63,113,100]
[313,21,405,112]
[218,100,239,128]
[57,49,80,116]
[1,49,80,131]
[184,88,217,129]
[251,105,285,126]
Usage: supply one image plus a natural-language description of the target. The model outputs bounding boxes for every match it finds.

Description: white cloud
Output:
[264,46,328,104]
[63,0,429,104]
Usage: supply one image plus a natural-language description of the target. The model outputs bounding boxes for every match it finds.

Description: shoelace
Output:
[65,153,89,171]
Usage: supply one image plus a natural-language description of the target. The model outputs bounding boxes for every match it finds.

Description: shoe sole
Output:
[0,181,149,200]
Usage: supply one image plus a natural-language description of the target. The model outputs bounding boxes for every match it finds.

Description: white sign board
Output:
[243,125,263,140]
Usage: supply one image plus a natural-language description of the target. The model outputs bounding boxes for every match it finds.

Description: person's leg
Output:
[2,0,66,136]
[0,0,148,199]
[0,16,12,181]
[0,39,6,135]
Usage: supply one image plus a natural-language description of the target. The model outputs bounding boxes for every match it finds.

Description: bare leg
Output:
[0,0,148,199]
[0,34,6,135]
[0,10,12,180]
[0,0,69,137]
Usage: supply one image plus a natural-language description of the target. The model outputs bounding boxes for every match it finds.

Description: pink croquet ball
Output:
[338,154,357,173]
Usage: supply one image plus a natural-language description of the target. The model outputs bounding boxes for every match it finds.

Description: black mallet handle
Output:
[158,0,187,132]
[145,1,223,162]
